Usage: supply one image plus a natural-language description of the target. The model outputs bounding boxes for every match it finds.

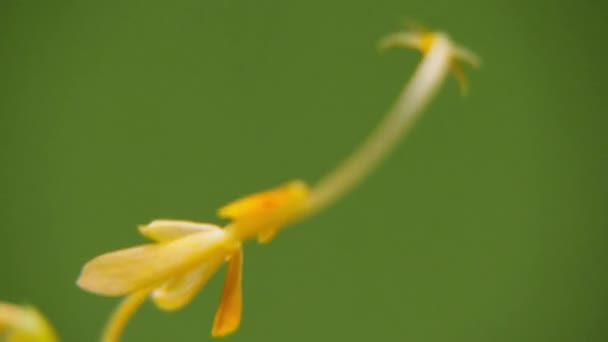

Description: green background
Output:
[1,1,606,341]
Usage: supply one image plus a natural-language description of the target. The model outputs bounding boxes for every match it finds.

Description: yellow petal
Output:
[219,180,310,241]
[152,255,225,311]
[257,225,279,244]
[451,62,468,96]
[0,303,58,342]
[212,248,243,337]
[139,219,221,242]
[450,45,480,96]
[453,45,481,69]
[378,31,435,55]
[77,230,234,296]
[0,303,19,329]
[219,180,309,221]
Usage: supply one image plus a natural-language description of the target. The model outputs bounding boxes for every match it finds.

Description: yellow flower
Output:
[77,26,477,342]
[379,28,480,94]
[0,302,58,342]
[77,180,310,341]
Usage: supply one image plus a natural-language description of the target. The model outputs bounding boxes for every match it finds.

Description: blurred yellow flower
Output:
[0,303,58,342]
[379,28,480,94]
[77,180,310,341]
[77,27,477,342]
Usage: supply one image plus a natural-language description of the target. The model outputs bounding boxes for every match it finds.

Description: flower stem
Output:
[102,288,152,342]
[308,34,454,215]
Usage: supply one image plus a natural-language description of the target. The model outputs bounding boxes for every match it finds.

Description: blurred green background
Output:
[1,1,606,341]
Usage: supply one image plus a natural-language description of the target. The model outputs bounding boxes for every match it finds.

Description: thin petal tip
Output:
[76,260,133,296]
[211,321,240,338]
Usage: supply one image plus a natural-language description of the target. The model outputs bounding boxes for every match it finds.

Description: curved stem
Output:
[102,288,152,342]
[308,34,454,215]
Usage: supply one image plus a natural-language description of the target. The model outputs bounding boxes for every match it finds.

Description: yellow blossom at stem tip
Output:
[379,28,480,95]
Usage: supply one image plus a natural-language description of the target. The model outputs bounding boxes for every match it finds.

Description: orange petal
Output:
[77,230,232,296]
[212,248,243,337]
[152,255,225,311]
[139,219,221,242]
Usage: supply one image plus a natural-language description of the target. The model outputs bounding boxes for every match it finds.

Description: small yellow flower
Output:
[0,302,58,342]
[77,180,310,341]
[379,28,480,94]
